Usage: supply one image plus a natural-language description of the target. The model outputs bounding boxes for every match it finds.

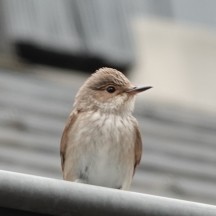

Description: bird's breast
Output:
[65,111,135,188]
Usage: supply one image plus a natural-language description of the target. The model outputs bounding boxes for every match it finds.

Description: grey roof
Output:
[0,68,216,205]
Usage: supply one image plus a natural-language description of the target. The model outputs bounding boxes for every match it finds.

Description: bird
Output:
[60,67,152,190]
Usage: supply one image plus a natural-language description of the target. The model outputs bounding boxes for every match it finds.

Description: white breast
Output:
[65,111,135,189]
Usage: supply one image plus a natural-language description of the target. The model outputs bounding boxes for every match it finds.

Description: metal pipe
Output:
[0,170,216,216]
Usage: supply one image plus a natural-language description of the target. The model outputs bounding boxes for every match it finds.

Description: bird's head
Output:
[74,68,152,114]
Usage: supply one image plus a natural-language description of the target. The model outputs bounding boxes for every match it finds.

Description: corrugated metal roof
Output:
[0,68,216,205]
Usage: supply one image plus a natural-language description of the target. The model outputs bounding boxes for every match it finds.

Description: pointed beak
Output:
[126,86,152,94]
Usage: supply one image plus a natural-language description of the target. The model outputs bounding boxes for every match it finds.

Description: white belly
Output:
[65,111,135,189]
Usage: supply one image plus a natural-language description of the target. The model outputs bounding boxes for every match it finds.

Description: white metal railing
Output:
[0,170,216,216]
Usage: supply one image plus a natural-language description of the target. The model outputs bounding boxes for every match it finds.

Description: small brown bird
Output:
[60,67,152,190]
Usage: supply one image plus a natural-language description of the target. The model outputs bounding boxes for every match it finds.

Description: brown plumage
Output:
[60,67,152,189]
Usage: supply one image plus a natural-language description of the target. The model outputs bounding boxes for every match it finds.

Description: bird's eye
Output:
[106,86,116,93]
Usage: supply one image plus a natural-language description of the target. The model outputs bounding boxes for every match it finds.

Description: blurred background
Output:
[0,0,216,205]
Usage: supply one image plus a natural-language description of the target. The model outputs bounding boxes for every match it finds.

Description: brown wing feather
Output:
[133,121,142,175]
[60,110,79,171]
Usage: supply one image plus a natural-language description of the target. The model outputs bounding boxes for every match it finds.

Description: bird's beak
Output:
[126,86,152,94]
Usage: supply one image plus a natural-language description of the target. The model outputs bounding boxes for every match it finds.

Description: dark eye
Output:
[106,86,116,93]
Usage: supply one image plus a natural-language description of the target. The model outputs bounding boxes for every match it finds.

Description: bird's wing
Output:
[60,109,79,172]
[133,120,143,175]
